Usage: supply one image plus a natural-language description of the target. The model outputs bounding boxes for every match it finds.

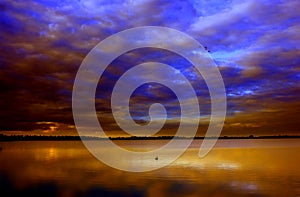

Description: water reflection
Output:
[0,139,299,196]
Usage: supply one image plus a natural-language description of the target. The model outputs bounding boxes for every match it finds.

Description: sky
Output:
[0,0,299,136]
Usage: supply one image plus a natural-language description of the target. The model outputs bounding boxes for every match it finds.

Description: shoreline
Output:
[0,134,299,142]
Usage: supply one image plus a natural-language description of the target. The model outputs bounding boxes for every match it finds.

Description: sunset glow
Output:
[0,0,299,137]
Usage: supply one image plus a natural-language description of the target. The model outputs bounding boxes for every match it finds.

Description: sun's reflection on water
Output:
[0,139,299,196]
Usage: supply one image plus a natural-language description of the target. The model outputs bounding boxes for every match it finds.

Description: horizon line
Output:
[0,133,299,142]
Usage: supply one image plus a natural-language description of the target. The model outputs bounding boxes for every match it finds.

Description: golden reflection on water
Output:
[0,139,299,196]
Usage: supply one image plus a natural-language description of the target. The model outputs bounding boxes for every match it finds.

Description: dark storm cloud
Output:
[0,0,299,135]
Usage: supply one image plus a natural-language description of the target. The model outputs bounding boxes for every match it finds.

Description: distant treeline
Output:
[0,134,299,142]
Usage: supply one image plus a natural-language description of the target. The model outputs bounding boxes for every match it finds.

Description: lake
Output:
[0,139,299,196]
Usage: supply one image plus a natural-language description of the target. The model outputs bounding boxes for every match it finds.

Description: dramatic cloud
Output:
[0,0,299,136]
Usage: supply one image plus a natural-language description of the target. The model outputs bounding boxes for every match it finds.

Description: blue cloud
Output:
[0,0,299,134]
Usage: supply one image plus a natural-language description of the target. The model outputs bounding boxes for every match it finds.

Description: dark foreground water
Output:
[0,139,299,196]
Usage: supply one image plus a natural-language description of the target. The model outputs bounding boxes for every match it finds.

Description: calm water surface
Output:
[0,139,299,196]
